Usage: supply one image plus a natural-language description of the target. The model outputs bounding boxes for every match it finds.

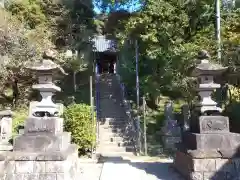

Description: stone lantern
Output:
[0,108,13,151]
[27,51,66,117]
[173,50,240,179]
[192,50,227,115]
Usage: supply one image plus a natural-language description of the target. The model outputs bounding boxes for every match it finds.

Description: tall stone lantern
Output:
[190,50,228,132]
[0,51,79,180]
[174,50,240,180]
[192,50,227,115]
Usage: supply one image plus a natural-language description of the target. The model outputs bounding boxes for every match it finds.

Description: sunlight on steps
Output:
[97,74,136,157]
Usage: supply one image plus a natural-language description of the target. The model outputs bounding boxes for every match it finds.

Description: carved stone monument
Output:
[181,104,190,132]
[0,52,79,180]
[161,101,181,150]
[0,108,13,151]
[173,50,240,179]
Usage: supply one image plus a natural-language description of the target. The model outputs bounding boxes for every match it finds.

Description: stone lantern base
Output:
[0,116,80,180]
[0,145,79,180]
[174,150,240,180]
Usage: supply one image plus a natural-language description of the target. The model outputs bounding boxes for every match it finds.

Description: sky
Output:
[93,0,142,14]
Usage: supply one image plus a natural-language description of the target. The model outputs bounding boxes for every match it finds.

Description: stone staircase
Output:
[96,74,136,157]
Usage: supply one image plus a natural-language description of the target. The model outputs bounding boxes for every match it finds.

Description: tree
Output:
[116,0,239,106]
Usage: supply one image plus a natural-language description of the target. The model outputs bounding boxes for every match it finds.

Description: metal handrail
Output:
[95,74,100,145]
[115,73,140,153]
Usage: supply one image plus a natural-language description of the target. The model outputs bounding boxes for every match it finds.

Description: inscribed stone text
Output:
[27,118,54,133]
[202,119,227,131]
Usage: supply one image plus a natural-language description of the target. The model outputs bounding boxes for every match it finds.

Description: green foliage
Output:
[63,103,95,155]
[221,9,240,69]
[224,101,240,132]
[8,0,47,28]
[1,0,96,108]
[12,108,28,136]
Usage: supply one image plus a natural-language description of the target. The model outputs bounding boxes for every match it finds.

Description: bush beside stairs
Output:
[96,74,136,160]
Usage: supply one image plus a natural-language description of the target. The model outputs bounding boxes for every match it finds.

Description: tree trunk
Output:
[12,77,20,107]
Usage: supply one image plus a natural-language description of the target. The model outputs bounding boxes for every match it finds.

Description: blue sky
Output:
[93,0,142,14]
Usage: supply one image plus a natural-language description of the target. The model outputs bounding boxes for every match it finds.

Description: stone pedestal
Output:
[0,116,79,180]
[174,116,240,180]
[13,117,69,152]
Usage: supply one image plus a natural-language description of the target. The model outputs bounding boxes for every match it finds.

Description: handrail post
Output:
[143,96,147,156]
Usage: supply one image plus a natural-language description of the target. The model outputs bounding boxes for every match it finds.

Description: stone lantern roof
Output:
[192,50,227,76]
[25,50,67,75]
[27,59,60,71]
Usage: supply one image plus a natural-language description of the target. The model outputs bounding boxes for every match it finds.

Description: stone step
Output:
[98,108,123,112]
[98,135,133,144]
[98,113,126,117]
[100,124,133,131]
[99,135,124,142]
[100,124,128,130]
[99,102,123,106]
[98,115,126,119]
[100,141,134,147]
[97,152,136,161]
[99,92,114,96]
[99,128,135,137]
[98,121,127,127]
[97,145,135,153]
[99,127,127,134]
[99,95,114,99]
[100,119,127,125]
[100,129,134,137]
[99,127,130,134]
[99,118,127,123]
[99,103,121,108]
[98,140,130,146]
[98,118,128,125]
[98,141,134,147]
[98,132,124,140]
